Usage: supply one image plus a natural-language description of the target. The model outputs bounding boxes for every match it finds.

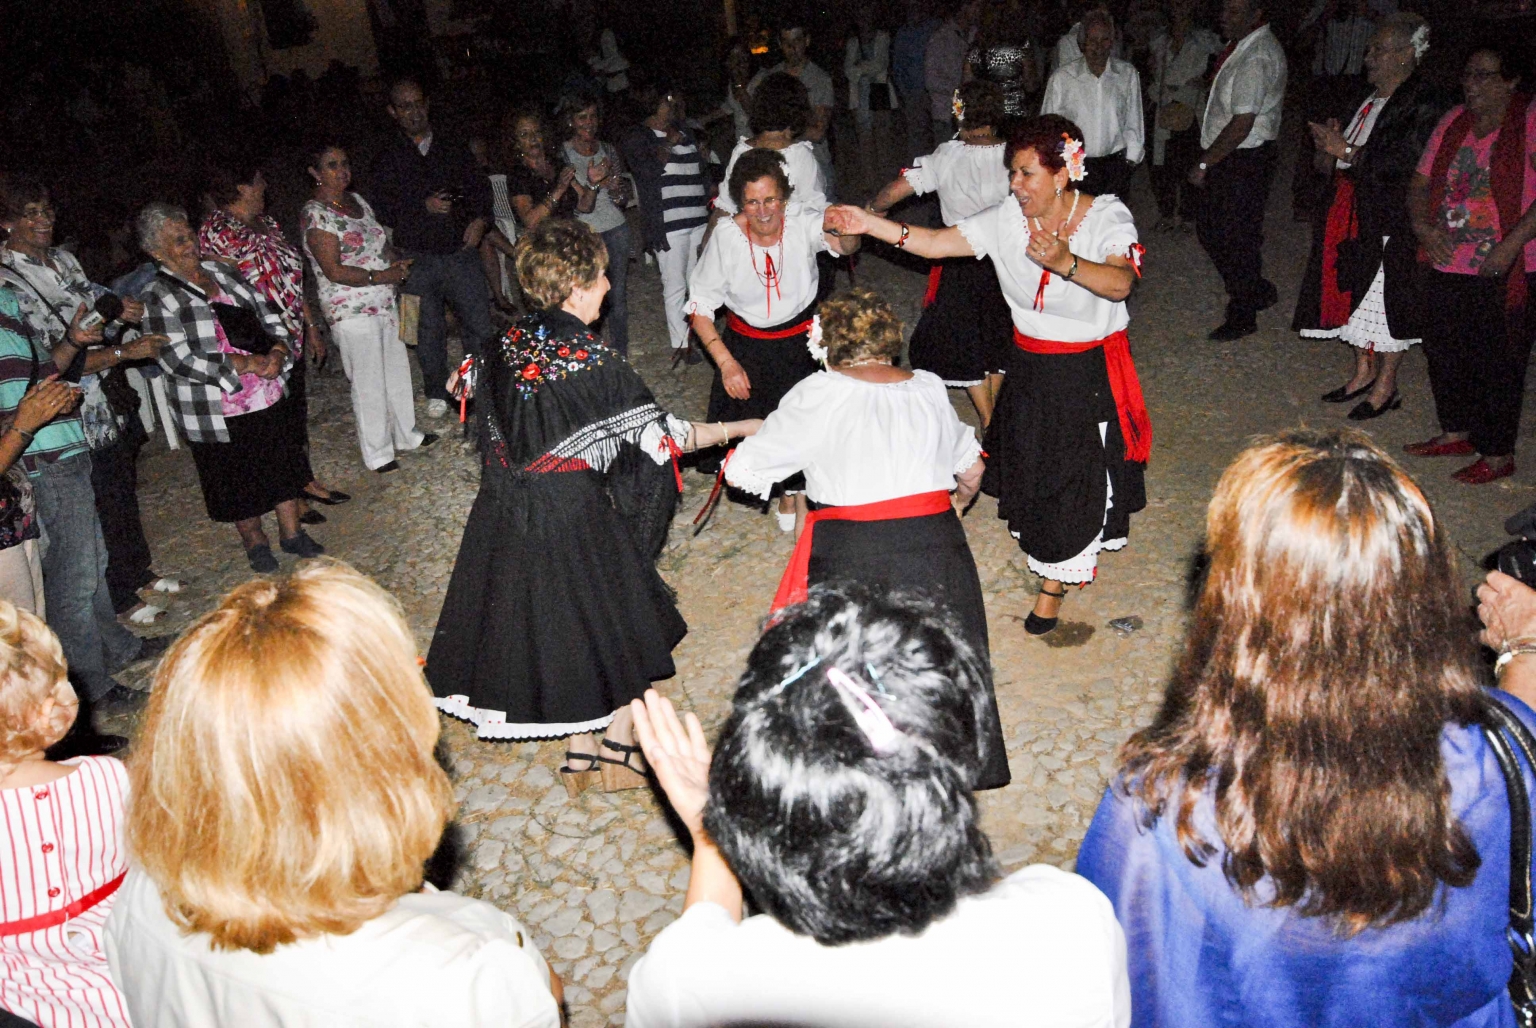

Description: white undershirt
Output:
[903,140,1011,226]
[714,139,828,216]
[685,210,829,327]
[725,370,982,504]
[1336,92,1387,170]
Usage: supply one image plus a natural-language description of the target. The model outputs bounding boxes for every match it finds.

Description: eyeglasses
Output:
[742,197,784,211]
[17,206,55,223]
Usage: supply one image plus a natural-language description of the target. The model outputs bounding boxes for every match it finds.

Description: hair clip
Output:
[1061,135,1087,183]
[952,90,966,125]
[766,654,822,699]
[863,662,891,696]
[806,315,828,367]
[826,667,903,754]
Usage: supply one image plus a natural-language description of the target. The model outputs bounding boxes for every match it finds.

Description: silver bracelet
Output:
[1496,643,1536,677]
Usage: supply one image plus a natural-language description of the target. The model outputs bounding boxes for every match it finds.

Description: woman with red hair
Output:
[825,114,1150,635]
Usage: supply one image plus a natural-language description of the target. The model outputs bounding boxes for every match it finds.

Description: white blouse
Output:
[903,140,1011,226]
[957,195,1139,343]
[685,210,830,328]
[725,370,981,505]
[625,864,1132,1028]
[714,139,828,216]
[1336,93,1387,170]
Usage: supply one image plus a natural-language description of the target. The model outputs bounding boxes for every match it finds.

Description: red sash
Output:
[1013,328,1152,464]
[1318,172,1359,328]
[725,312,814,339]
[923,266,943,308]
[0,871,126,937]
[769,491,953,612]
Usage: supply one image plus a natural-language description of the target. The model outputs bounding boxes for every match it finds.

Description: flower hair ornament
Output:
[806,314,828,367]
[952,90,966,125]
[1062,134,1087,183]
[1409,24,1430,61]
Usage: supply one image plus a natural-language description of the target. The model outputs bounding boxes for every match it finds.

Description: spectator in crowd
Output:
[845,5,898,188]
[560,93,634,356]
[926,0,984,144]
[138,202,322,574]
[621,85,712,364]
[587,27,631,95]
[0,378,73,614]
[468,135,520,314]
[0,600,132,1028]
[1190,0,1288,341]
[1480,568,1536,711]
[1078,428,1533,1026]
[624,585,1129,1027]
[1051,0,1121,73]
[750,26,838,199]
[1040,8,1144,199]
[713,74,827,222]
[892,0,942,163]
[1404,43,1536,486]
[1294,13,1447,421]
[301,143,435,475]
[966,0,1042,136]
[503,107,591,232]
[368,78,494,420]
[105,561,563,1026]
[197,162,349,514]
[0,174,176,629]
[1147,0,1222,232]
[1293,0,1378,219]
[700,43,754,144]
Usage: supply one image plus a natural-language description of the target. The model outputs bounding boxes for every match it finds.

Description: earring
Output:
[1055,186,1062,197]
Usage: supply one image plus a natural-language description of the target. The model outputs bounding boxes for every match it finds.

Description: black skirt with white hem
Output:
[708,302,819,495]
[907,256,1014,386]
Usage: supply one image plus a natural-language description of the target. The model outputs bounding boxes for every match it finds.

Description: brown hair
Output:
[819,288,903,367]
[728,148,794,210]
[514,218,609,310]
[0,602,76,778]
[1118,429,1484,934]
[126,560,455,953]
[1005,114,1085,174]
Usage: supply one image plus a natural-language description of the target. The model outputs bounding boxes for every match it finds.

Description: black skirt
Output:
[808,509,1011,790]
[706,304,821,423]
[427,469,687,738]
[187,397,310,522]
[908,257,1014,385]
[982,344,1146,565]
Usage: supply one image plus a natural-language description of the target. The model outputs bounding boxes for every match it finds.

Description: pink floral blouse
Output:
[299,194,398,327]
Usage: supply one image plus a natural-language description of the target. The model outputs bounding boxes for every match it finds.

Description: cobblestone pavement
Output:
[111,179,1530,1025]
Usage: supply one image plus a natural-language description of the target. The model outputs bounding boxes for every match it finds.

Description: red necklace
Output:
[748,230,785,318]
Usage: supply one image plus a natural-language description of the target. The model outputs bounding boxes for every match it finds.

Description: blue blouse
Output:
[1076,689,1536,1028]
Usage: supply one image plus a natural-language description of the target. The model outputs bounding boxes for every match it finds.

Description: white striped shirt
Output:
[0,756,131,1028]
[650,129,710,234]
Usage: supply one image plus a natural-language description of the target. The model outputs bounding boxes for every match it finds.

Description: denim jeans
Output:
[34,452,142,700]
[402,248,495,403]
[598,222,632,357]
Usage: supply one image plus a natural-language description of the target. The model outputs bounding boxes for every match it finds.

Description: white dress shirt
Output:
[1149,27,1223,164]
[1041,57,1146,163]
[626,864,1131,1028]
[685,210,830,327]
[845,32,895,110]
[903,139,1010,225]
[1200,24,1288,150]
[714,139,827,216]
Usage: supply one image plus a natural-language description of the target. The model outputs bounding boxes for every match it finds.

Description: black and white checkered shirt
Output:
[141,261,294,444]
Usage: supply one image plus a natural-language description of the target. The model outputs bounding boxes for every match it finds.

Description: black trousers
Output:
[1196,142,1277,323]
[1082,152,1131,199]
[89,424,155,614]
[1423,270,1536,458]
[1149,127,1201,220]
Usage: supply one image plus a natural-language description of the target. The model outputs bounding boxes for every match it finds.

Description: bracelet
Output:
[894,223,911,249]
[367,269,375,285]
[1496,644,1536,677]
[1064,255,1079,280]
[719,421,729,446]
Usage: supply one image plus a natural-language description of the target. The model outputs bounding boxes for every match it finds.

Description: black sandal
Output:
[1025,585,1067,637]
[596,738,649,792]
[560,751,601,798]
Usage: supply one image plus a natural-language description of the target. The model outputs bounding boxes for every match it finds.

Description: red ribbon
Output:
[724,313,814,339]
[0,871,126,937]
[662,435,684,492]
[923,265,943,308]
[692,448,734,535]
[769,491,954,612]
[1033,269,1051,312]
[1014,328,1152,464]
[1127,243,1146,278]
[457,356,475,423]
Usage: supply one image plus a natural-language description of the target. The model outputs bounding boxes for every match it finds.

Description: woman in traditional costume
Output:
[724,288,1009,788]
[687,148,860,534]
[427,220,760,795]
[867,81,1012,427]
[1293,13,1445,420]
[825,115,1150,637]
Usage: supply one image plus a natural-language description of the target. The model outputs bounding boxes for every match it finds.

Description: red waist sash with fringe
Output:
[0,871,126,937]
[1013,328,1152,464]
[725,312,814,339]
[770,491,953,612]
[1318,171,1359,328]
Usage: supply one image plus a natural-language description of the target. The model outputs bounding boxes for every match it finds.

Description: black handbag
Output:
[1481,692,1536,1027]
[156,269,279,356]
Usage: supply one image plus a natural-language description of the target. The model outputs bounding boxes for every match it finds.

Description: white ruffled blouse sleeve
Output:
[725,378,824,498]
[684,227,732,320]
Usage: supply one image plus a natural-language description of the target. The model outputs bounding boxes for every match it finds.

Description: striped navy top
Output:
[650,128,710,235]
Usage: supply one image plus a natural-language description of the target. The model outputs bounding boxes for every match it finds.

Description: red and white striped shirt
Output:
[0,756,131,1028]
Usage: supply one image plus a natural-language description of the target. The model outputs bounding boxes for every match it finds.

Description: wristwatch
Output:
[367,269,376,285]
[112,347,124,362]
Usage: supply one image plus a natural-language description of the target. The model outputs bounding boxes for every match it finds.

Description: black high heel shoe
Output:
[304,488,352,506]
[1347,390,1402,421]
[1025,585,1067,636]
[1321,378,1376,404]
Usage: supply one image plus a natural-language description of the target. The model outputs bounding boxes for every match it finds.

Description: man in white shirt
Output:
[750,26,838,199]
[1189,0,1287,340]
[1040,10,1144,199]
[925,0,983,145]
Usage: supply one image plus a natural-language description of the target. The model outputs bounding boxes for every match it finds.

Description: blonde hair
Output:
[819,288,904,367]
[0,602,76,778]
[514,218,609,310]
[126,560,454,953]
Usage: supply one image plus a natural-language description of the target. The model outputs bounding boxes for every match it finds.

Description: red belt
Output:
[725,312,813,340]
[1013,328,1152,464]
[0,871,126,937]
[770,491,953,612]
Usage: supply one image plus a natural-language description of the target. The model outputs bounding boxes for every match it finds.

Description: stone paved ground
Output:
[110,165,1530,1025]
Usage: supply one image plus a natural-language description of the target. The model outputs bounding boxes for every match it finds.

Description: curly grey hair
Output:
[136,201,189,255]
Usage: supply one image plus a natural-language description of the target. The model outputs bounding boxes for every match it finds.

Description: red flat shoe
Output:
[1452,458,1515,485]
[1404,437,1476,457]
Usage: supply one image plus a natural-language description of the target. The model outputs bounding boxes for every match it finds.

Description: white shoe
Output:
[776,510,796,533]
[425,399,449,419]
[147,577,181,595]
[119,603,166,626]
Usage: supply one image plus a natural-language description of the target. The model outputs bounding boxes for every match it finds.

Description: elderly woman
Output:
[1403,43,1536,485]
[428,219,759,793]
[712,73,828,223]
[826,115,1150,635]
[867,80,1012,426]
[688,148,858,533]
[197,162,347,510]
[1078,429,1536,1026]
[1294,14,1446,421]
[503,106,592,232]
[725,288,1008,788]
[624,585,1129,1026]
[560,93,633,355]
[300,142,433,474]
[104,561,562,1026]
[138,202,322,573]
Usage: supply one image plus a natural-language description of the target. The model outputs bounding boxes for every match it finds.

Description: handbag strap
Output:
[1482,691,1536,1021]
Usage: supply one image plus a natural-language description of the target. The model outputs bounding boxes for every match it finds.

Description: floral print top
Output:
[1415,100,1536,275]
[208,286,285,417]
[197,209,306,343]
[299,194,398,326]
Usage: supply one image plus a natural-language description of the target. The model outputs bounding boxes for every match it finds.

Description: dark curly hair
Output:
[953,80,1005,133]
[748,72,811,137]
[1005,113,1086,174]
[704,583,999,946]
[727,148,794,209]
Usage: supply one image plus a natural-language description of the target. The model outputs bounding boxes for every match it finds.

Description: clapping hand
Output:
[1308,118,1348,160]
[425,191,454,215]
[1028,227,1073,275]
[13,376,80,433]
[1478,571,1536,652]
[630,689,712,839]
[587,156,611,185]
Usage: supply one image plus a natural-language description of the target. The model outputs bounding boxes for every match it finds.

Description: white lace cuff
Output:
[639,415,692,466]
[724,455,778,500]
[954,216,988,260]
[954,434,983,477]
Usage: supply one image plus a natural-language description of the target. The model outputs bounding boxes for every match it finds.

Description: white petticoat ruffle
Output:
[436,694,616,740]
[1015,421,1125,584]
[1299,241,1420,354]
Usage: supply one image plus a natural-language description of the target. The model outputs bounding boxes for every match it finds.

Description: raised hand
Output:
[630,689,712,839]
[823,204,872,237]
